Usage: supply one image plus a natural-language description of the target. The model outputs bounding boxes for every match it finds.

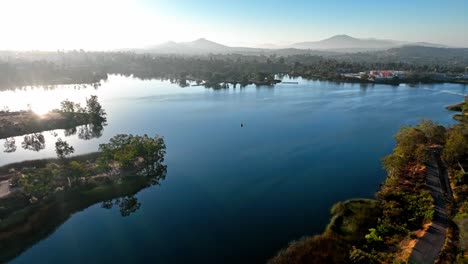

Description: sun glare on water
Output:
[31,105,52,117]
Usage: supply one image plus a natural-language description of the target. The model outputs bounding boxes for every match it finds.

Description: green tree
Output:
[365,228,383,244]
[68,161,88,183]
[382,153,405,177]
[393,126,428,164]
[98,134,166,175]
[132,134,166,176]
[417,119,446,145]
[414,144,429,165]
[443,126,467,165]
[19,164,60,198]
[86,95,106,122]
[60,99,76,113]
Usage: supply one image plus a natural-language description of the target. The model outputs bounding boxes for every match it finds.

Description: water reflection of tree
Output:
[63,127,77,137]
[100,163,167,217]
[3,137,17,153]
[78,122,105,140]
[3,119,106,153]
[101,196,140,217]
[63,120,106,140]
[21,133,46,151]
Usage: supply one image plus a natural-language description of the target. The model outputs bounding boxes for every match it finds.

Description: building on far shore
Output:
[369,70,406,81]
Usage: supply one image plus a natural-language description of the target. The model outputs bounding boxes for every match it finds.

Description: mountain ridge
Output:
[140,35,454,54]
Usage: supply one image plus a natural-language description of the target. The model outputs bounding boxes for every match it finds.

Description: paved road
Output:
[409,152,449,264]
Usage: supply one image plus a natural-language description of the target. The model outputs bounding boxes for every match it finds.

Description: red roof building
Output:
[381,71,392,77]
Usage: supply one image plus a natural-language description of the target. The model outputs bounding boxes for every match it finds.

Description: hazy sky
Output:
[1,0,467,50]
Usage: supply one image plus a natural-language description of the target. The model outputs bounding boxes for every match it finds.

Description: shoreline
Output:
[2,74,467,92]
[270,119,459,263]
[0,175,154,263]
[0,111,96,139]
[0,134,167,264]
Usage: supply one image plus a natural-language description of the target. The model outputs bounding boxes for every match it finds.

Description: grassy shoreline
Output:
[0,152,101,175]
[269,199,380,264]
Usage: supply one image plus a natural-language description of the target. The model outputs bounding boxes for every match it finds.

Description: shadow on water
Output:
[0,162,167,263]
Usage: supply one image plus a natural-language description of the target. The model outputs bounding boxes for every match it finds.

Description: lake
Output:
[0,75,465,263]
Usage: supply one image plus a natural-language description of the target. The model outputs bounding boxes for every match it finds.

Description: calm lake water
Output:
[0,75,466,263]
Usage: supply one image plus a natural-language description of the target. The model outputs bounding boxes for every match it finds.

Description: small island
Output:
[0,95,106,140]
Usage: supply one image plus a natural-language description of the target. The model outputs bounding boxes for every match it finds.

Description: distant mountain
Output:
[146,38,230,54]
[290,35,450,52]
[291,35,402,51]
[139,35,453,55]
[143,38,330,56]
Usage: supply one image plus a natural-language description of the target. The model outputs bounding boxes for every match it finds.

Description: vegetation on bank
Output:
[9,134,166,200]
[269,199,380,264]
[447,97,468,123]
[270,119,468,263]
[0,133,167,262]
[358,120,444,262]
[442,102,468,262]
[1,50,467,90]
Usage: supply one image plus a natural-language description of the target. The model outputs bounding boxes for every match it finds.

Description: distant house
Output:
[381,71,392,77]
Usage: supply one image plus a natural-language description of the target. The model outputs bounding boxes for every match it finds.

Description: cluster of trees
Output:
[348,120,447,262]
[97,134,166,177]
[1,49,467,90]
[0,59,106,90]
[445,100,468,226]
[59,95,107,124]
[351,118,468,263]
[16,134,166,200]
[19,138,82,198]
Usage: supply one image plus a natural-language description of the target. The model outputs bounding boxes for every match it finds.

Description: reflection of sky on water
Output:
[3,75,468,264]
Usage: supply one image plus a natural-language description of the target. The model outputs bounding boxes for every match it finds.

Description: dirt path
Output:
[409,151,450,264]
[0,180,11,198]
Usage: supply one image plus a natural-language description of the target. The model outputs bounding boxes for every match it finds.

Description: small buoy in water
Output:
[241,123,244,128]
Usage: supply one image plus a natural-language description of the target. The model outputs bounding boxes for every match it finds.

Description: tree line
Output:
[1,49,467,90]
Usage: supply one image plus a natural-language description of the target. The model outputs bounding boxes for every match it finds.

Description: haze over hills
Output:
[142,38,316,55]
[140,34,452,55]
[291,34,401,51]
[146,38,231,54]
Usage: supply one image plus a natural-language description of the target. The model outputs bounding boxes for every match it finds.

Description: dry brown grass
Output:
[395,222,431,262]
